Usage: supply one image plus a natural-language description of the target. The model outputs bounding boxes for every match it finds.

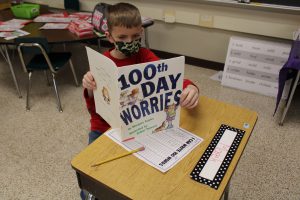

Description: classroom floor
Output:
[0,43,299,200]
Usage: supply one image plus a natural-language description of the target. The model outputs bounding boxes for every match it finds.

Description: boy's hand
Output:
[82,71,96,90]
[82,71,96,97]
[180,84,199,109]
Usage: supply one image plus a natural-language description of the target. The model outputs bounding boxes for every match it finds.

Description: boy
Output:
[81,3,199,199]
[83,2,199,144]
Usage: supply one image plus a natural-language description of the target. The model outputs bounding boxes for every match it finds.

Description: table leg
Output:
[1,45,22,98]
[223,181,230,200]
[279,70,300,125]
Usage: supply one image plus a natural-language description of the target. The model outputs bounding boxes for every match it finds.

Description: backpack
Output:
[91,3,110,36]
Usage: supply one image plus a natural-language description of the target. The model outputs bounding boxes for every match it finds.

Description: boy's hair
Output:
[107,3,142,31]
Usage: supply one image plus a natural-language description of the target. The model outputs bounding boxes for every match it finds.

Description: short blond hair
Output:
[107,3,142,31]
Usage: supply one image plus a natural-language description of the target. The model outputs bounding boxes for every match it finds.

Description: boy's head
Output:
[107,3,142,32]
[105,3,143,57]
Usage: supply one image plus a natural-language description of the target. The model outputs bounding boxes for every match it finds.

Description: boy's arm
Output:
[84,89,96,114]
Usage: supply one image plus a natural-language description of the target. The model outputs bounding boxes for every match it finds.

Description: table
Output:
[71,96,258,200]
[0,6,97,98]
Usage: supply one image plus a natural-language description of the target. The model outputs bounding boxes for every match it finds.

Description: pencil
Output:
[91,146,145,167]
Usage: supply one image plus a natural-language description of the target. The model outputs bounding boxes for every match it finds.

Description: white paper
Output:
[210,71,223,82]
[0,24,23,32]
[105,128,203,173]
[40,23,69,29]
[0,30,29,40]
[33,16,76,23]
[199,129,236,180]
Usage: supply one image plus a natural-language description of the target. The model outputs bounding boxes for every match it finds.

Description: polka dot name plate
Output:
[190,124,245,189]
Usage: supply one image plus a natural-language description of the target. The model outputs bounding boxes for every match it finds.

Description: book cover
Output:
[86,47,185,140]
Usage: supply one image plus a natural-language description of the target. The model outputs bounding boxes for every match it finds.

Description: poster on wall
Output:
[222,36,291,98]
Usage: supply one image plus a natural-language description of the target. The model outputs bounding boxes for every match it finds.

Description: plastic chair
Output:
[15,37,79,112]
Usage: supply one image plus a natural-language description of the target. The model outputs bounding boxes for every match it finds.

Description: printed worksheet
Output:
[105,128,203,173]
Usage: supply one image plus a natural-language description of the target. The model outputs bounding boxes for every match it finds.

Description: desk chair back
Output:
[15,37,56,73]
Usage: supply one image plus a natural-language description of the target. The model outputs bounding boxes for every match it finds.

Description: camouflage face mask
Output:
[115,38,142,57]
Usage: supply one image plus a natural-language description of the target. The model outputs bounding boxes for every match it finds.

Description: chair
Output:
[15,37,79,112]
[274,39,300,125]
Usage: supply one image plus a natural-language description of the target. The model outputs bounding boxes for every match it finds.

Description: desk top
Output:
[71,96,258,200]
[0,7,96,45]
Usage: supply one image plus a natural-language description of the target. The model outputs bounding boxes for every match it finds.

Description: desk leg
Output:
[223,181,230,200]
[1,45,22,98]
[75,171,130,200]
[279,70,300,125]
[85,192,96,200]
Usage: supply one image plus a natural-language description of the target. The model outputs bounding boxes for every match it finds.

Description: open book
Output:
[86,47,185,141]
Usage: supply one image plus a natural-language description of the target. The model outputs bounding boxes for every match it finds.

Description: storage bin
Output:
[11,4,40,19]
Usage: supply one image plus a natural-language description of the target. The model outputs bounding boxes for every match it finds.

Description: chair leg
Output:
[44,70,51,86]
[26,72,32,111]
[279,70,300,125]
[51,73,63,112]
[97,38,101,50]
[69,59,79,86]
[144,28,150,48]
[85,192,96,200]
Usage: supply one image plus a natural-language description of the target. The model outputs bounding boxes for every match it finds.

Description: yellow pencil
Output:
[91,146,145,167]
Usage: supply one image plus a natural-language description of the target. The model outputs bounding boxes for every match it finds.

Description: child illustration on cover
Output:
[120,88,140,107]
[165,103,178,129]
[102,86,110,104]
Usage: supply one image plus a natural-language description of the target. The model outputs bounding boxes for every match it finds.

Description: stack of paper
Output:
[68,19,94,37]
[40,23,69,30]
[0,19,32,32]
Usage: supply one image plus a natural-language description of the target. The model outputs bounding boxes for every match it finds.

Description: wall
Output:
[27,0,300,63]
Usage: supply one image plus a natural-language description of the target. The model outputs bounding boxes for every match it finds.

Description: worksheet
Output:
[105,128,203,173]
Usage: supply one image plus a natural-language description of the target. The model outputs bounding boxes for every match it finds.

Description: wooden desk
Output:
[0,7,96,45]
[71,96,258,200]
[0,7,154,98]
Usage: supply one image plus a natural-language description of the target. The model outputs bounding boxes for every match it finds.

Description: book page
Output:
[105,127,203,173]
[118,56,185,140]
[86,47,121,128]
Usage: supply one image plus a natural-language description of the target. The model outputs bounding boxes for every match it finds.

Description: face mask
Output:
[114,38,142,57]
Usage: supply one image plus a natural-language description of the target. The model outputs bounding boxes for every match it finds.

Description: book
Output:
[86,47,185,140]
